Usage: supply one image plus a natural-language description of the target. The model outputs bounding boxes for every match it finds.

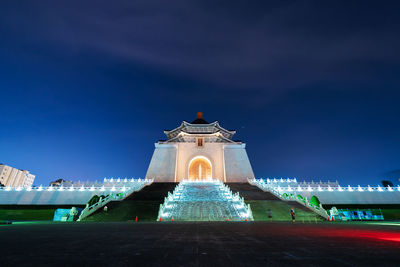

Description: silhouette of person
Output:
[290,208,296,223]
[267,209,272,221]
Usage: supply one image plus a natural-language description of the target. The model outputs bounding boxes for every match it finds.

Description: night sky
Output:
[1,1,399,186]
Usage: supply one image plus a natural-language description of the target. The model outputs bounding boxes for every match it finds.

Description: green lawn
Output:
[0,209,55,221]
[0,205,85,221]
[380,209,400,220]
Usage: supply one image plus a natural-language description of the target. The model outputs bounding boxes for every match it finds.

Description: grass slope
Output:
[84,201,161,222]
[228,183,324,221]
[85,183,177,222]
[247,200,323,222]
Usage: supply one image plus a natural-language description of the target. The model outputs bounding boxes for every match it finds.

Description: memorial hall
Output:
[145,112,255,183]
[1,113,400,223]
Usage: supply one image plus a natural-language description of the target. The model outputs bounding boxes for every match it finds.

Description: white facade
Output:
[146,113,255,183]
[0,179,152,205]
[297,190,400,205]
[251,179,400,205]
[0,164,35,188]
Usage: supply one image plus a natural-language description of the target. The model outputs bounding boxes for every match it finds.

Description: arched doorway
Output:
[188,156,212,180]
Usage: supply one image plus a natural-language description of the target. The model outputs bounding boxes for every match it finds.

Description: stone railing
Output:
[275,184,400,193]
[77,193,120,221]
[77,179,153,221]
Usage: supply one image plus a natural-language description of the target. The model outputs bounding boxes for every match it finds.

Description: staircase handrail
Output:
[78,179,153,221]
[77,193,116,221]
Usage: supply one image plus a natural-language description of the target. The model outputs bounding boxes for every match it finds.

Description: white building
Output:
[0,164,35,188]
[146,112,255,183]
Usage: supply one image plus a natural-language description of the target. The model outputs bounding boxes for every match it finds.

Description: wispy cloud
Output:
[1,0,399,91]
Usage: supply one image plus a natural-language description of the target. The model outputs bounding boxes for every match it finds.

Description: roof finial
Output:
[197,112,203,119]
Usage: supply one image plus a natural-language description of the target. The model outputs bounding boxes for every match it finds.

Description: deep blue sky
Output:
[1,1,399,186]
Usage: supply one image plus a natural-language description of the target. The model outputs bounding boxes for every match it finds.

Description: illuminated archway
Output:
[188,156,212,180]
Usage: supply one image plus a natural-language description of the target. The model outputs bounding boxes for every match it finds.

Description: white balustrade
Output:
[248,178,400,193]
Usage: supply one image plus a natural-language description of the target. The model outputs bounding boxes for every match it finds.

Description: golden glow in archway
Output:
[188,156,212,180]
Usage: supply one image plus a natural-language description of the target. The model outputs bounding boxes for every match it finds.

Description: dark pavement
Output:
[1,221,400,266]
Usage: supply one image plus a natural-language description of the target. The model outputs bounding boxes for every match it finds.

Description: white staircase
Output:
[157,180,253,221]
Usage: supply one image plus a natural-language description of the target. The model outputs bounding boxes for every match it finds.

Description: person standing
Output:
[267,209,273,221]
[290,208,296,223]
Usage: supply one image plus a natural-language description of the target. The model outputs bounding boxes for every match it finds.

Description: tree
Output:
[49,179,66,187]
[297,194,306,203]
[87,195,100,206]
[309,195,321,207]
[381,180,394,187]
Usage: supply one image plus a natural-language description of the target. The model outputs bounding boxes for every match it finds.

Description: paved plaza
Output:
[1,221,400,266]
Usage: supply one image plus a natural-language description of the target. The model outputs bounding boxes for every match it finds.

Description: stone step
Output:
[227,183,281,200]
[159,181,250,221]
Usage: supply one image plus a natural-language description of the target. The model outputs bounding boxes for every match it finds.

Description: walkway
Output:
[2,222,400,266]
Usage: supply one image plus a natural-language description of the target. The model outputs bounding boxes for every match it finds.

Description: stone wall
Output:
[0,190,110,205]
[298,190,400,205]
[224,144,255,182]
[145,143,177,182]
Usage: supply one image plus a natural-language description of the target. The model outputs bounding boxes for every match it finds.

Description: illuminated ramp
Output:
[157,180,253,221]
